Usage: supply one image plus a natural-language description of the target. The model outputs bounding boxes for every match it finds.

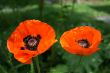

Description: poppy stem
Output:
[60,0,63,17]
[33,56,41,73]
[9,62,18,73]
[0,64,8,73]
[74,56,83,72]
[76,56,83,69]
[79,56,83,65]
[15,64,25,69]
[30,61,35,73]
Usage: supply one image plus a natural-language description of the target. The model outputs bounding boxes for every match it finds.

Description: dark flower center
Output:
[23,35,41,51]
[28,38,37,47]
[78,39,90,48]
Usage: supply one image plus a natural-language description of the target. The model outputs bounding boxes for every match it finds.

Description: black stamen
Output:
[23,35,31,44]
[23,34,41,51]
[78,39,90,48]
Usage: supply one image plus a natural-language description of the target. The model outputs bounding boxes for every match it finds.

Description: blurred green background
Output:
[0,0,110,73]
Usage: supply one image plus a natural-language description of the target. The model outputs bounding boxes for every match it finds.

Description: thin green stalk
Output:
[38,0,44,20]
[0,65,8,73]
[33,56,41,73]
[71,0,75,15]
[30,62,35,73]
[60,0,63,17]
[36,57,41,73]
[8,60,17,73]
[79,56,83,65]
[15,64,25,69]
[9,65,17,73]
[73,56,83,72]
[76,56,83,69]
[49,48,56,67]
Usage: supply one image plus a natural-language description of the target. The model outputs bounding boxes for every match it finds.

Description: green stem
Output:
[38,0,44,20]
[74,56,83,72]
[10,65,17,73]
[30,62,35,73]
[49,48,56,67]
[79,56,83,65]
[33,57,41,73]
[15,64,25,69]
[0,65,8,73]
[60,0,63,17]
[8,61,17,73]
[71,0,75,15]
[76,56,83,69]
[36,57,41,73]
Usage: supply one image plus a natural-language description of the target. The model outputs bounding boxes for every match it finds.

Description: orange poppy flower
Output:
[7,20,57,64]
[60,26,102,56]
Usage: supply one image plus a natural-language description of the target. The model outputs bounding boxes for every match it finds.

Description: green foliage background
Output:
[0,0,110,73]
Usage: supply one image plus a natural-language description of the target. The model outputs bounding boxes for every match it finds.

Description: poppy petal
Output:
[37,38,57,55]
[7,32,24,53]
[36,27,57,54]
[14,53,32,64]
